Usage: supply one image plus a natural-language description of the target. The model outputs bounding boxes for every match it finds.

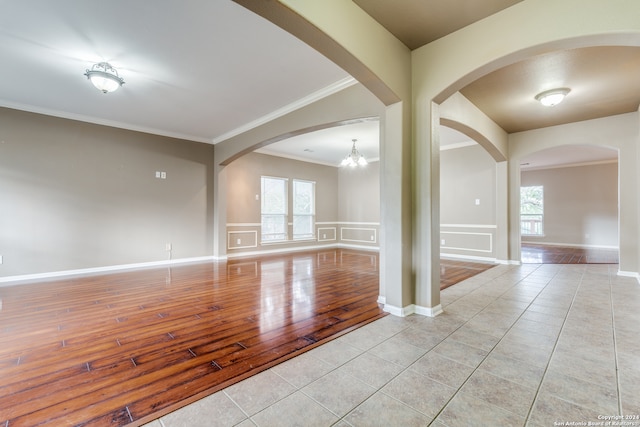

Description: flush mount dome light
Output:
[84,62,125,93]
[535,88,570,107]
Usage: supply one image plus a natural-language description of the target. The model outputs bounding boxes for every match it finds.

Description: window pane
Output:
[520,186,543,214]
[261,214,287,241]
[293,180,314,214]
[293,215,313,238]
[261,177,287,241]
[293,180,315,239]
[521,186,543,236]
[262,177,286,214]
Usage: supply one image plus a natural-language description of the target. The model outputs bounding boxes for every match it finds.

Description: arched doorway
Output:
[519,145,619,264]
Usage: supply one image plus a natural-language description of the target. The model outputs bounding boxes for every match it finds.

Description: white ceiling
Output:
[0,1,630,169]
[256,118,380,167]
[440,126,618,170]
[0,0,349,143]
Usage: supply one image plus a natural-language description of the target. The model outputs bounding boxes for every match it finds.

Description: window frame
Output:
[520,185,544,236]
[260,176,288,243]
[292,179,316,240]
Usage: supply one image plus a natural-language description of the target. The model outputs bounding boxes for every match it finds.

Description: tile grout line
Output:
[609,264,623,415]
[340,263,549,425]
[425,263,568,426]
[523,264,588,425]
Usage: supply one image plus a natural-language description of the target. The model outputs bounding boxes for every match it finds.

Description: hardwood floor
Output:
[521,243,619,264]
[3,246,595,426]
[0,250,385,426]
[439,259,496,290]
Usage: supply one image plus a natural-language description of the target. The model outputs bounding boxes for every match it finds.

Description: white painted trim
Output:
[228,230,258,250]
[383,303,443,317]
[617,270,640,283]
[377,295,386,305]
[317,227,337,242]
[231,221,379,226]
[0,256,216,286]
[227,243,337,259]
[441,224,497,229]
[341,227,377,244]
[212,77,358,144]
[441,231,492,253]
[441,253,497,263]
[521,241,619,250]
[497,259,521,265]
[383,303,414,317]
[523,159,617,172]
[337,243,380,252]
[415,304,444,317]
[0,100,212,144]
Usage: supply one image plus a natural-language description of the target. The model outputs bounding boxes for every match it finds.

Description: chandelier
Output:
[84,62,125,93]
[340,139,368,167]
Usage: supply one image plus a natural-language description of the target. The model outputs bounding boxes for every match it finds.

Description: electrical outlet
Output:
[236,238,241,245]
[441,239,445,245]
[155,171,161,178]
[165,243,172,251]
[161,172,167,179]
[323,234,326,239]
[0,255,3,264]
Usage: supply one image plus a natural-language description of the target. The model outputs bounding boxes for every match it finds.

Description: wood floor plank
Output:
[1,247,535,426]
[0,249,385,426]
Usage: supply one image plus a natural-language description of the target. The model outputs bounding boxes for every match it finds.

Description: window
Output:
[293,179,315,240]
[521,185,544,236]
[261,176,287,242]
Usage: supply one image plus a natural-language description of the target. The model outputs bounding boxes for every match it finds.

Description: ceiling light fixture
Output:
[84,62,125,93]
[535,88,570,107]
[341,139,368,167]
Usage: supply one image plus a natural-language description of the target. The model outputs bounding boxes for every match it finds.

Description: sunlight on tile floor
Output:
[144,263,640,427]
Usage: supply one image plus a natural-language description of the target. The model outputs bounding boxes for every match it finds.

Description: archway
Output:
[518,144,619,264]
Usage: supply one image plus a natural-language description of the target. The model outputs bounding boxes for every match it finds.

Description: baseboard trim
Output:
[0,256,215,286]
[382,304,412,317]
[440,253,496,263]
[415,304,444,317]
[383,303,443,317]
[521,241,619,250]
[617,270,640,283]
[1,244,381,286]
[227,243,379,259]
[496,259,521,265]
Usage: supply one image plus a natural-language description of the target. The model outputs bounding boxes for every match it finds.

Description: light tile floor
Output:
[143,263,640,427]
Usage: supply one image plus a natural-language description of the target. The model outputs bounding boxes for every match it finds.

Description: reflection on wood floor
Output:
[440,259,497,290]
[0,249,385,426]
[521,243,619,264]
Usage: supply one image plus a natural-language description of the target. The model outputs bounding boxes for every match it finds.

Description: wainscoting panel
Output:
[440,224,496,260]
[341,227,377,244]
[227,230,258,250]
[317,227,337,242]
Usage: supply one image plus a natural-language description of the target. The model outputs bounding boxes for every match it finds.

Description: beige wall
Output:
[225,152,379,256]
[510,112,637,272]
[338,161,380,223]
[440,144,497,260]
[521,163,618,248]
[0,108,215,279]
